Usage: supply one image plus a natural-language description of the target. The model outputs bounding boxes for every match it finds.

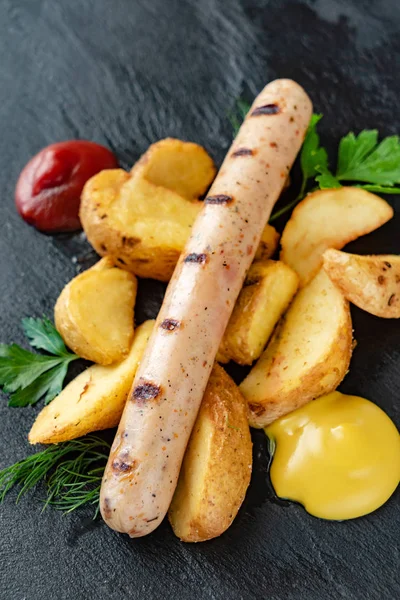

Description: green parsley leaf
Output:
[22,317,70,357]
[229,99,251,135]
[269,113,328,222]
[8,364,69,407]
[315,167,341,189]
[0,344,62,394]
[336,131,400,185]
[357,184,400,194]
[0,318,79,407]
[298,114,328,198]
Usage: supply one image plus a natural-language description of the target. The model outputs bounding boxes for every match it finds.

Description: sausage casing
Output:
[100,79,312,536]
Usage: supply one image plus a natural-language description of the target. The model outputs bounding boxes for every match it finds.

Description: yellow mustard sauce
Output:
[265,391,400,520]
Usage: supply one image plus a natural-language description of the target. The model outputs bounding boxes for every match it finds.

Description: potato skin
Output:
[80,137,215,281]
[280,187,394,286]
[80,169,180,281]
[240,269,353,427]
[168,364,252,542]
[217,260,299,365]
[80,145,279,281]
[323,249,400,318]
[29,321,154,444]
[55,257,137,365]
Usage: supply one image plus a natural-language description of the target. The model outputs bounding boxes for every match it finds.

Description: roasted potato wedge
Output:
[240,269,353,428]
[323,249,400,318]
[29,321,154,444]
[81,138,215,281]
[168,364,252,542]
[55,257,137,365]
[254,224,280,261]
[280,187,393,286]
[217,260,299,364]
[81,139,279,281]
[81,169,201,281]
[132,137,216,199]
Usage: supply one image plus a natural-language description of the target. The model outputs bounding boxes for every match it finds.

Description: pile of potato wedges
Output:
[28,138,399,541]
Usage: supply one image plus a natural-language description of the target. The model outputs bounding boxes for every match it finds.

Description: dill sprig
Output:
[0,436,109,517]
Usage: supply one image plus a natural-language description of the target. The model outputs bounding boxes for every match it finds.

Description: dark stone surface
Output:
[0,0,399,598]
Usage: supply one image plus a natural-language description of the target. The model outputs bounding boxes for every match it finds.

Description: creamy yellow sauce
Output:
[266,391,400,520]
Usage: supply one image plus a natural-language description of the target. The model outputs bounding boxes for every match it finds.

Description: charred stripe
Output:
[160,318,181,331]
[205,194,233,205]
[251,103,280,116]
[112,457,138,474]
[132,382,162,402]
[184,253,208,264]
[232,148,254,157]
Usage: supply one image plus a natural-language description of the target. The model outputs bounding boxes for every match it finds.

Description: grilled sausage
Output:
[100,79,313,537]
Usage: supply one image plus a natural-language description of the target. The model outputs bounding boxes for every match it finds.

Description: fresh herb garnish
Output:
[230,97,400,223]
[317,130,400,194]
[272,119,400,220]
[0,317,79,407]
[298,114,328,198]
[229,99,251,135]
[0,435,109,517]
[269,114,330,221]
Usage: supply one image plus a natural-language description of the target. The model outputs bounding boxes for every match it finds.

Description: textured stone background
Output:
[0,1,399,598]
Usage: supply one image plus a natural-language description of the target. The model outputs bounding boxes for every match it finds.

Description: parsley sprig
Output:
[0,436,109,517]
[229,99,251,135]
[0,318,79,407]
[269,114,331,221]
[317,129,400,193]
[230,100,400,222]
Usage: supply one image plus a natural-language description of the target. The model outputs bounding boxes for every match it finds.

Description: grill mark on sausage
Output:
[146,516,159,523]
[112,456,138,475]
[132,381,162,404]
[384,261,392,268]
[205,194,233,205]
[184,253,208,264]
[251,103,280,116]
[232,148,254,157]
[160,318,181,331]
[388,294,396,306]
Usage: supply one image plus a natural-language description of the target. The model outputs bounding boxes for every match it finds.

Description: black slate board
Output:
[0,1,399,599]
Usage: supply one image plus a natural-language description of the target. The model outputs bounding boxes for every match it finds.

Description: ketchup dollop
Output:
[15,141,118,232]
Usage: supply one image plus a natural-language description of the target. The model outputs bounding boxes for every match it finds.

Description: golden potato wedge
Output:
[80,139,279,281]
[254,224,280,261]
[240,269,353,428]
[55,257,137,365]
[323,249,400,318]
[280,187,393,286]
[81,169,202,281]
[29,321,154,444]
[133,137,216,199]
[168,364,252,542]
[217,260,299,365]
